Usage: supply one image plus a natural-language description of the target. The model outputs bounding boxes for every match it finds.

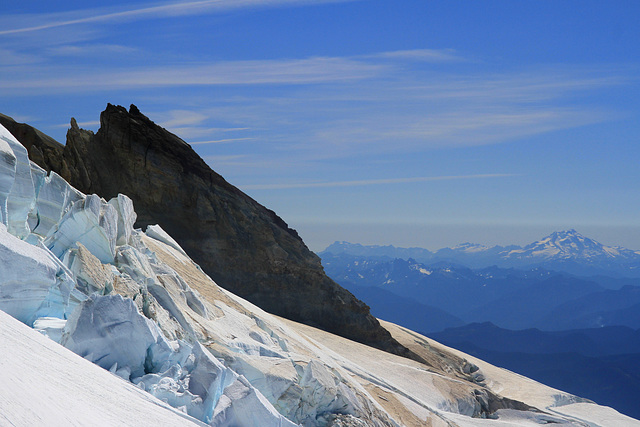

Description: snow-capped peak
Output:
[505,229,627,261]
[450,242,490,253]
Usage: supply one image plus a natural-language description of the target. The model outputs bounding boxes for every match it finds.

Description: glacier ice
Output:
[0,222,75,325]
[33,316,67,342]
[0,126,35,239]
[146,223,188,256]
[109,193,137,246]
[60,294,172,379]
[0,131,16,226]
[0,122,328,426]
[44,194,118,264]
[31,168,84,238]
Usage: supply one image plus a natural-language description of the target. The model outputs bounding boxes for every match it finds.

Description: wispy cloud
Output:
[157,110,209,128]
[190,138,254,145]
[240,174,519,190]
[0,48,42,65]
[306,107,610,153]
[0,57,383,93]
[206,154,247,162]
[46,44,138,57]
[371,48,463,62]
[163,125,254,139]
[0,0,629,172]
[403,72,627,103]
[0,0,355,36]
[160,67,621,164]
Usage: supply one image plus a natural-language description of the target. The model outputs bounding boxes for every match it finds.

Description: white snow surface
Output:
[0,309,205,427]
[0,122,637,427]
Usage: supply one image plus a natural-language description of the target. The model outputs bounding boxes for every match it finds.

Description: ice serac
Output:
[0,124,35,238]
[5,104,411,359]
[60,294,171,379]
[0,223,75,325]
[30,169,84,237]
[187,342,298,426]
[44,194,118,264]
[0,131,16,225]
[0,112,68,175]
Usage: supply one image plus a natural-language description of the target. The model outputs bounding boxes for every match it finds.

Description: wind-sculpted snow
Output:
[0,121,637,426]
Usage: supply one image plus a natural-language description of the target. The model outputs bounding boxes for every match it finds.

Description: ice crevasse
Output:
[0,124,300,427]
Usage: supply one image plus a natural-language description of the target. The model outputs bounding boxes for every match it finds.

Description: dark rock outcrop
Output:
[0,106,414,359]
[0,113,66,174]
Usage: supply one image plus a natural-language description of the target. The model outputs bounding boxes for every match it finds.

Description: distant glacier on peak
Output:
[322,229,640,277]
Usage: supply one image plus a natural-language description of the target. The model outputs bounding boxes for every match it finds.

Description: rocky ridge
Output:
[0,105,410,359]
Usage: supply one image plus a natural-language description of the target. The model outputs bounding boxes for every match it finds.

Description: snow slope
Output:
[381,320,640,427]
[0,309,204,427]
[0,121,638,426]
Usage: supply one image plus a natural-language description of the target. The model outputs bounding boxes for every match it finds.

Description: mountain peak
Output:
[450,242,490,252]
[507,229,628,262]
[548,229,582,239]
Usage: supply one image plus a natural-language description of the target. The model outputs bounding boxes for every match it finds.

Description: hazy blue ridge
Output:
[339,283,465,333]
[428,322,640,357]
[320,230,640,278]
[319,250,640,329]
[429,323,640,420]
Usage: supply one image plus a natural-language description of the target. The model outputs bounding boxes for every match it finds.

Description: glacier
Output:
[0,120,639,426]
[0,123,296,427]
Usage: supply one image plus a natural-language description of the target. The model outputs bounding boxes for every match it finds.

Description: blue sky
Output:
[1,0,639,251]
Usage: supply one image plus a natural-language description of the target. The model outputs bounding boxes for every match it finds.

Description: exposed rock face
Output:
[0,113,67,176]
[0,105,412,358]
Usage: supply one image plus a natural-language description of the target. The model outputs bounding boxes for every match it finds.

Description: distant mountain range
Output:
[319,230,640,331]
[323,229,640,277]
[320,253,640,331]
[319,231,640,419]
